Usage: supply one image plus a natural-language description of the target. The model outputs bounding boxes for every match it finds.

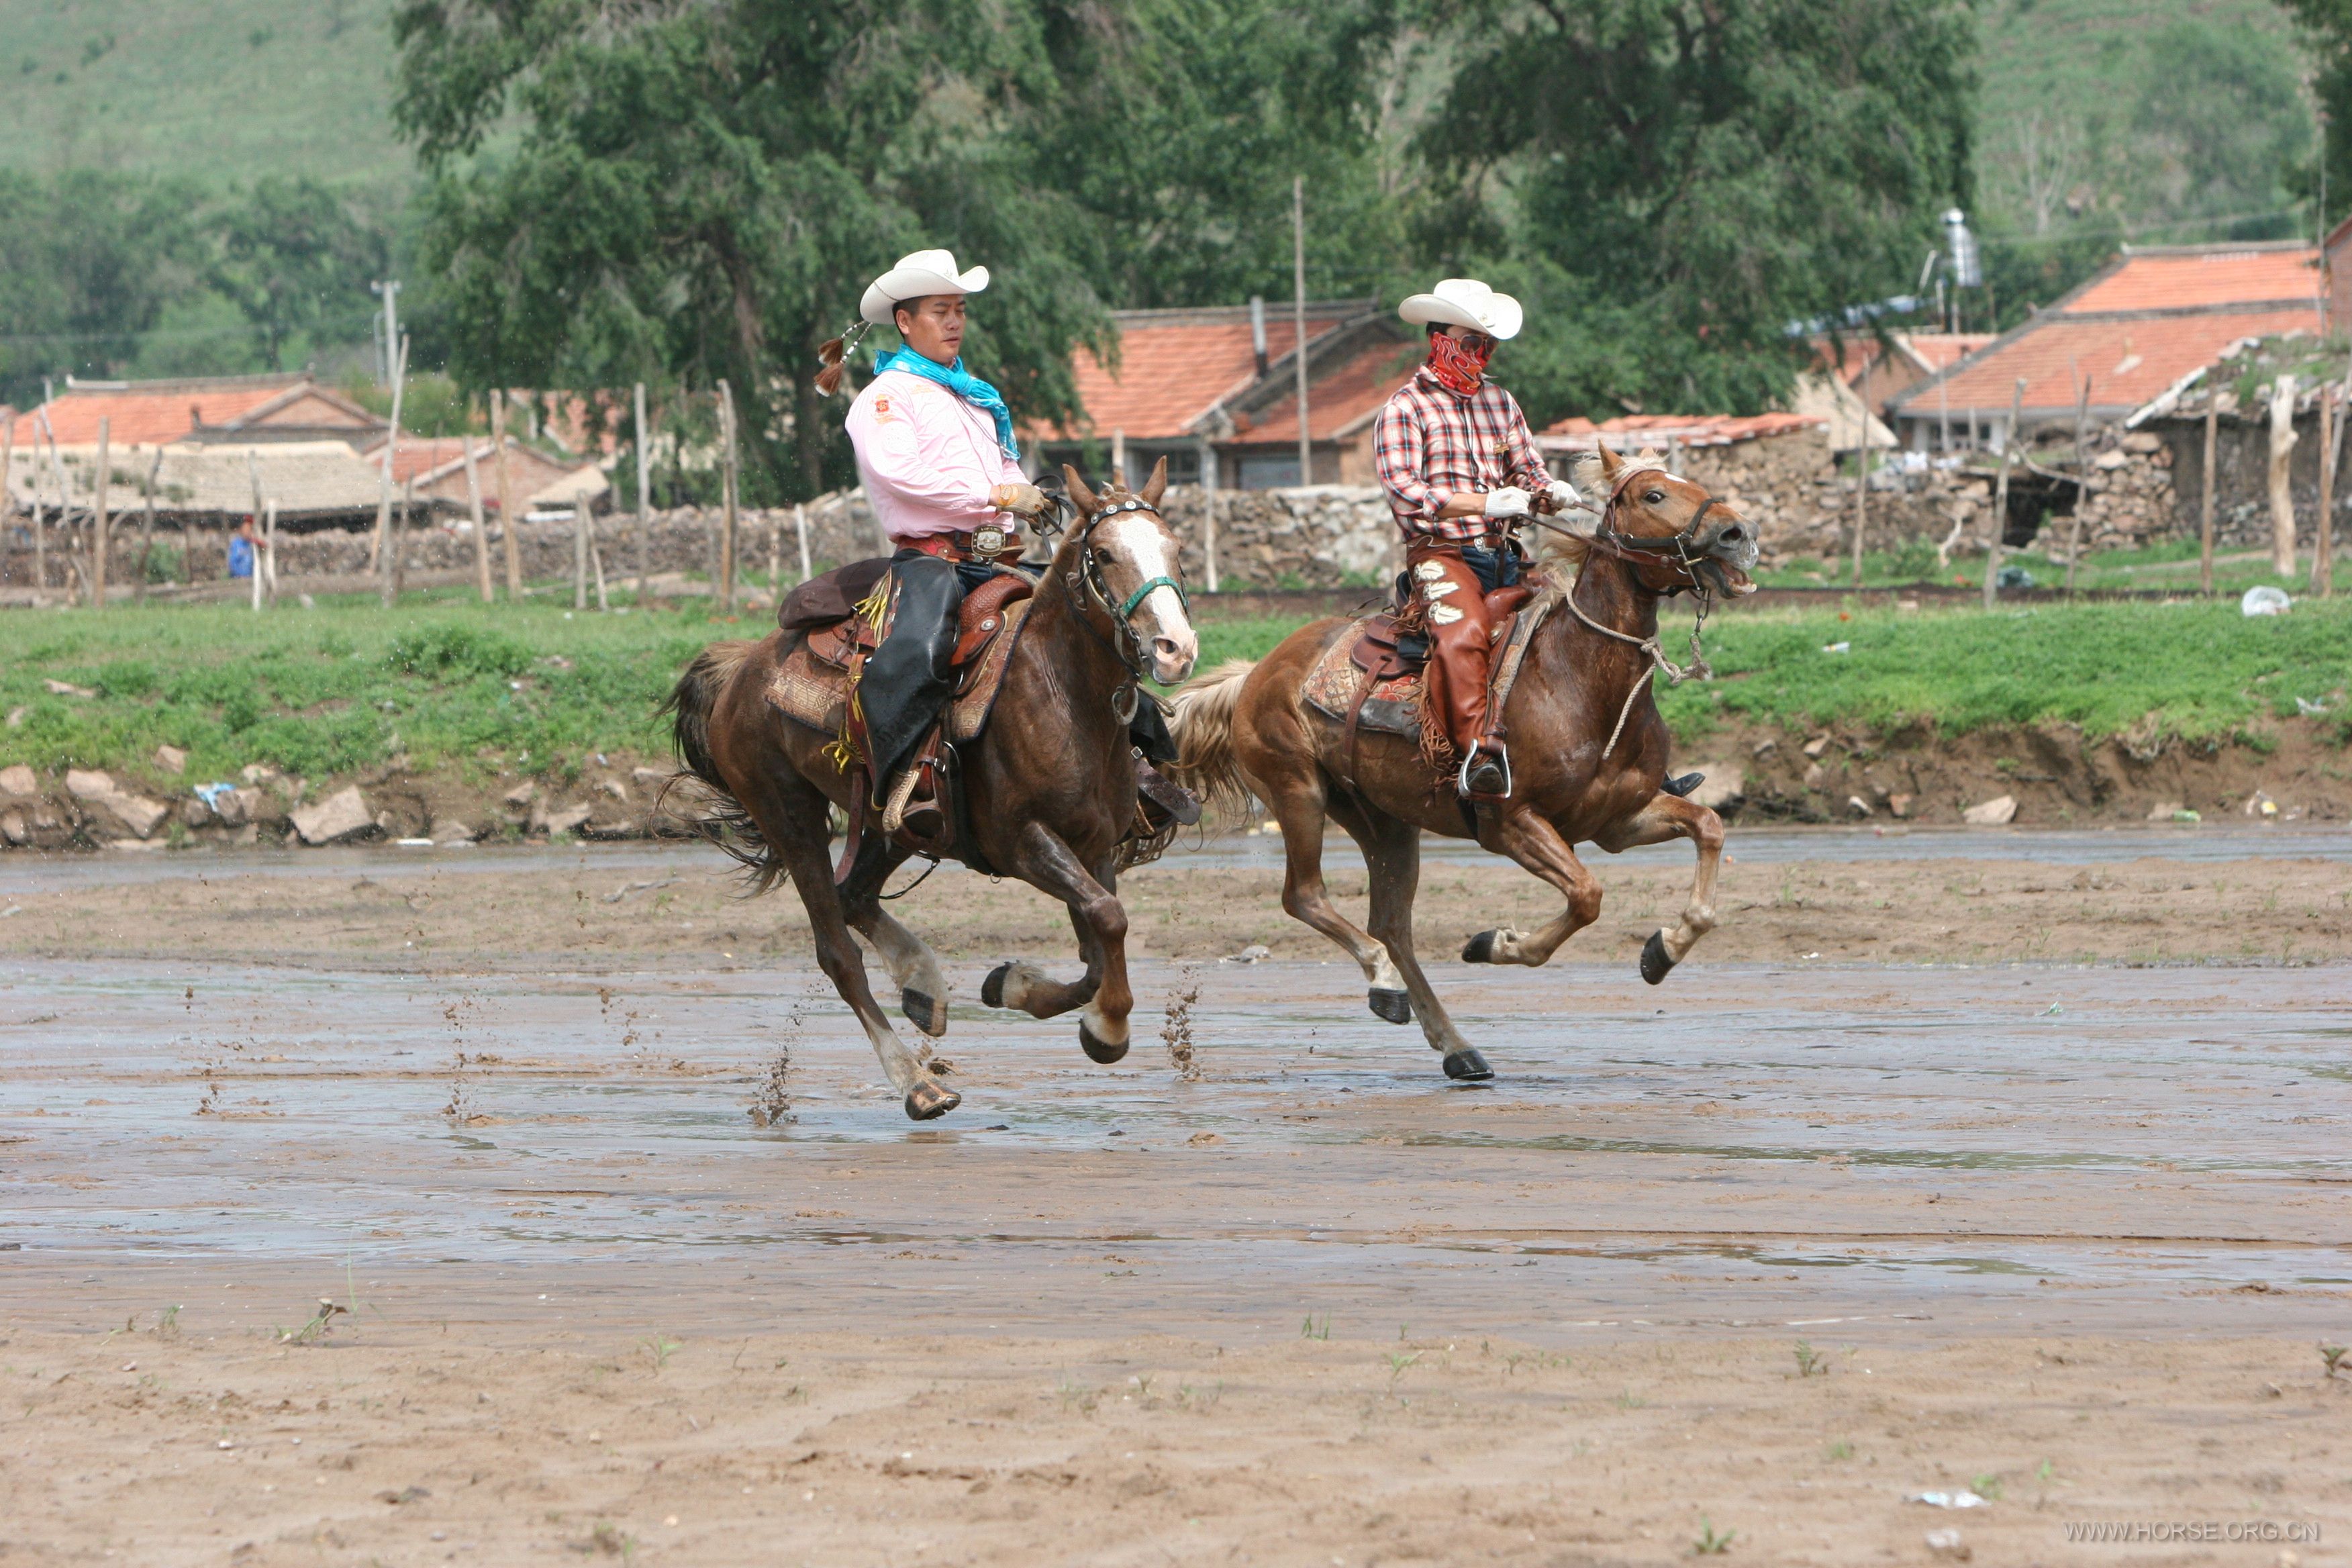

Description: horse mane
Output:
[1533,447,1666,575]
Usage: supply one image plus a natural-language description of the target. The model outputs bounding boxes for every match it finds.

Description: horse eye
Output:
[1644,489,1665,504]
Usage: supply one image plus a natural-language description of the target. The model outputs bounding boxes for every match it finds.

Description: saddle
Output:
[1302,587,1557,777]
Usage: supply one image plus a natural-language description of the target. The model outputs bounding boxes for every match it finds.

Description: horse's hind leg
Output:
[1459,806,1604,969]
[737,773,959,1120]
[1352,805,1490,1081]
[840,854,952,1037]
[981,824,1134,1065]
[1593,793,1726,985]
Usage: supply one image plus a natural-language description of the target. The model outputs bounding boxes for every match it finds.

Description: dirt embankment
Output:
[1695,720,2352,828]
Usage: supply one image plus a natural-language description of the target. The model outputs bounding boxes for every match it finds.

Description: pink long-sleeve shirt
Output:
[845,368,1025,542]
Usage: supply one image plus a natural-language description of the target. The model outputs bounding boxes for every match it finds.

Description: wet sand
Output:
[3,838,2348,1563]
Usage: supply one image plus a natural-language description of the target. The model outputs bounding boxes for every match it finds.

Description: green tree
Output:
[0,170,200,405]
[1408,0,1975,422]
[391,0,1115,501]
[207,177,388,370]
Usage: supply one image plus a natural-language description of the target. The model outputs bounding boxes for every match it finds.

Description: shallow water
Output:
[4,951,2347,1340]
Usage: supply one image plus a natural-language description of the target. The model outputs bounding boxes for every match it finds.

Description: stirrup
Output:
[1661,771,1705,798]
[880,764,931,836]
[1457,740,1511,800]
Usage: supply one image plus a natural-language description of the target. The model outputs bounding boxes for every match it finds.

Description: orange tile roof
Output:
[1226,339,1422,446]
[1811,336,1885,383]
[1032,308,1360,442]
[2061,246,2319,313]
[1894,309,2316,417]
[1537,411,1825,449]
[1900,333,1995,373]
[7,374,311,447]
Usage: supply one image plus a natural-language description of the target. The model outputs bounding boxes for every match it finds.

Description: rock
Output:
[64,769,116,802]
[1888,793,1913,818]
[154,744,187,775]
[42,679,95,697]
[2094,448,2128,470]
[61,769,169,838]
[1801,734,1832,758]
[1961,793,2017,826]
[1802,761,1827,790]
[1,812,23,846]
[2122,432,2161,453]
[541,803,593,837]
[1687,769,1743,810]
[503,783,536,810]
[1846,795,1873,817]
[217,789,257,828]
[0,765,35,797]
[240,764,280,786]
[2146,799,2184,821]
[632,766,672,789]
[289,786,375,846]
[430,818,475,844]
[1749,738,1778,759]
[599,778,630,801]
[180,797,211,828]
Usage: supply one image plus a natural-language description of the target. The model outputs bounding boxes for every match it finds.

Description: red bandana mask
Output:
[1424,328,1493,397]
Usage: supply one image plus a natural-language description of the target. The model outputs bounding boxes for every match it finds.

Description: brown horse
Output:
[664,460,1198,1120]
[1167,443,1759,1080]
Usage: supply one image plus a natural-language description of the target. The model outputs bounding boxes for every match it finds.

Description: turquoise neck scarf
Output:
[872,346,1020,461]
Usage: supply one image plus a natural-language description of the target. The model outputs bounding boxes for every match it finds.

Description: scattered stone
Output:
[1845,795,1873,817]
[3,706,25,728]
[1924,1527,1971,1560]
[153,745,187,775]
[0,812,23,846]
[1888,793,1914,819]
[430,818,476,844]
[42,679,95,697]
[240,764,281,786]
[0,765,35,797]
[64,769,116,803]
[1802,734,1832,758]
[540,803,593,837]
[599,778,630,801]
[2146,799,2184,821]
[503,784,536,810]
[180,797,211,828]
[1802,761,1827,790]
[1686,768,1743,811]
[289,786,375,846]
[1961,794,2017,827]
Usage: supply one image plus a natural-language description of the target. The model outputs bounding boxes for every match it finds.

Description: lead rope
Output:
[1563,548,1715,761]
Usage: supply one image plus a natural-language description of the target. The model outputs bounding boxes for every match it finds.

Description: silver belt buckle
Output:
[971,524,1008,562]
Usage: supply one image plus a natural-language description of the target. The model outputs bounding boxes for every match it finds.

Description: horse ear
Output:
[1139,454,1168,509]
[1596,440,1624,481]
[1062,463,1099,517]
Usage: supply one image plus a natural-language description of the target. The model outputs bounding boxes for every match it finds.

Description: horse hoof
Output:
[979,962,1014,1010]
[903,1080,961,1120]
[1442,1048,1494,1081]
[1639,930,1677,986]
[1078,1018,1130,1065]
[1461,929,1500,964]
[1368,987,1413,1024]
[903,987,948,1036]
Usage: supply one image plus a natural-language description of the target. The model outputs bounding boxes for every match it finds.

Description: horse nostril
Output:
[1720,527,1743,542]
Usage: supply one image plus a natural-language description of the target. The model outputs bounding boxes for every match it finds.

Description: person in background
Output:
[227,514,265,580]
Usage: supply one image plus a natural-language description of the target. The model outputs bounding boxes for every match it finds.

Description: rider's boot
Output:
[860,553,963,826]
[1411,548,1505,799]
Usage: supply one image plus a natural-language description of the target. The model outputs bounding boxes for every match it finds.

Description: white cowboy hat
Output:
[1398,278,1522,341]
[860,248,990,327]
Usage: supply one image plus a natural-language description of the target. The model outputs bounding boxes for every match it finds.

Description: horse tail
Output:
[658,639,788,893]
[1167,658,1260,825]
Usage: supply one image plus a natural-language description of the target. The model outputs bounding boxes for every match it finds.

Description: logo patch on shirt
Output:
[872,397,891,417]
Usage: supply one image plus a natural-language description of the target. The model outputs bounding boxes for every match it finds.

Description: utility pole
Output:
[1983,378,2024,610]
[1293,177,1312,488]
[373,334,409,605]
[493,390,521,598]
[633,381,650,600]
[370,281,401,390]
[464,434,494,603]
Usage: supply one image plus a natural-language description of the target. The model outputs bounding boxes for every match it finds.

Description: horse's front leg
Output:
[1592,792,1725,984]
[979,822,1132,1064]
[1459,805,1604,968]
[841,856,953,1038]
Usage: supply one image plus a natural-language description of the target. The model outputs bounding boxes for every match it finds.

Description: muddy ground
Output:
[3,838,2349,1565]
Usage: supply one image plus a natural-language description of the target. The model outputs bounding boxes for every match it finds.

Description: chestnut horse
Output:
[665,460,1197,1121]
[1167,444,1759,1080]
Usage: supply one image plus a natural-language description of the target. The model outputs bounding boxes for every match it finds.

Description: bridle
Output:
[1550,464,1741,759]
[1038,490,1190,722]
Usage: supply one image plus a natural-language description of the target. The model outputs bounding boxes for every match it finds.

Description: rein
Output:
[1040,491,1191,720]
[1555,466,1720,760]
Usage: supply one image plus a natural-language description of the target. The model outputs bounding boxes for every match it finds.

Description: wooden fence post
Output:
[2200,396,2218,595]
[2267,373,2298,580]
[463,436,494,603]
[1849,434,1868,589]
[391,478,413,601]
[573,491,589,611]
[634,381,651,601]
[2318,383,2338,600]
[493,391,521,599]
[137,448,160,600]
[2065,369,2090,595]
[93,416,110,607]
[264,500,279,605]
[1983,378,2024,609]
[716,379,739,614]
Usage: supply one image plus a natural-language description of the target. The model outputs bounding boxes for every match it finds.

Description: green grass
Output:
[1762,536,2335,598]
[3,593,2343,789]
[1659,598,2352,745]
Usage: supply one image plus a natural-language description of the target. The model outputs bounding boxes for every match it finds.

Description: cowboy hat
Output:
[1398,278,1522,341]
[860,249,991,327]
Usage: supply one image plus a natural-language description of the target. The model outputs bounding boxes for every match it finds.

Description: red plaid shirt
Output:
[1373,368,1553,543]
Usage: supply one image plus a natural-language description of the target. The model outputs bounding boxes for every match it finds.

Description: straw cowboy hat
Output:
[860,249,991,327]
[1398,278,1522,341]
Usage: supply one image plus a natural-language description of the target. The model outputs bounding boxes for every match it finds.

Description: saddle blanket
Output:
[766,595,1035,747]
[1300,588,1558,738]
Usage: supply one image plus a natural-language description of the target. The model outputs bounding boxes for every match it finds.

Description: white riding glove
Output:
[1543,479,1579,513]
[1483,486,1532,519]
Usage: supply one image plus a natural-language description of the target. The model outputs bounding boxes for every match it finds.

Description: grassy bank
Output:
[1,593,2346,787]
